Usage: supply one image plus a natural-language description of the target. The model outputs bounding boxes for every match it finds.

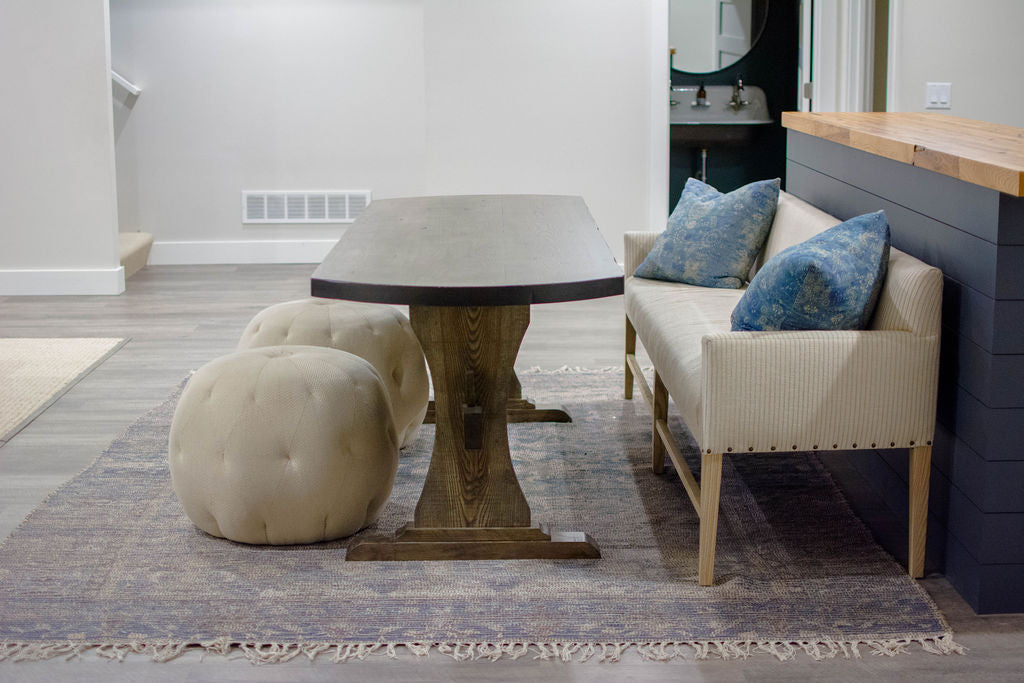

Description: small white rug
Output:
[0,338,127,442]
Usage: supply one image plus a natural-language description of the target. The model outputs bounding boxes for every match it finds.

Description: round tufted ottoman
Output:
[168,345,398,545]
[238,298,429,448]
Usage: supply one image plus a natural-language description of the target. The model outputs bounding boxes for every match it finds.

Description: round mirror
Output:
[670,0,769,74]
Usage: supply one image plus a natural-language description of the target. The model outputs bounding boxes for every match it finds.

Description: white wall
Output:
[888,0,1024,127]
[110,0,656,264]
[110,0,427,264]
[422,0,654,260]
[0,0,123,295]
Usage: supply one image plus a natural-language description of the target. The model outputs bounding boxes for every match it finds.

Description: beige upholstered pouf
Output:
[168,345,398,545]
[238,298,429,448]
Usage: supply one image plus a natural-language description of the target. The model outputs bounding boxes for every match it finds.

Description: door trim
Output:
[803,0,875,112]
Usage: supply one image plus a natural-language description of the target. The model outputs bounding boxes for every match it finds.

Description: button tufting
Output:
[168,344,398,545]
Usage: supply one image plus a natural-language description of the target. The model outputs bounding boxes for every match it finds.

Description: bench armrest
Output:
[624,231,661,276]
[698,329,939,455]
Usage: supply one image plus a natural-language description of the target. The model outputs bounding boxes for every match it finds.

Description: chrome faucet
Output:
[729,76,749,110]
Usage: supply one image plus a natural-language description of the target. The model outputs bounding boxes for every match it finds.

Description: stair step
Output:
[119,232,153,279]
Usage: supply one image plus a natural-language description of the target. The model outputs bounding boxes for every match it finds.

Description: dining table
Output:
[311,194,623,560]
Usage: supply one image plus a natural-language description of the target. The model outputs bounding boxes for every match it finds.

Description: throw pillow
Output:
[633,177,781,288]
[730,210,891,331]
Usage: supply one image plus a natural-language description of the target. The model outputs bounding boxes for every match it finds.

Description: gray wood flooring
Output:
[1,264,1021,682]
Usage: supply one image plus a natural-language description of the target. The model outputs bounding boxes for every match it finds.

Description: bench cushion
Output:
[624,275,744,445]
[627,269,940,452]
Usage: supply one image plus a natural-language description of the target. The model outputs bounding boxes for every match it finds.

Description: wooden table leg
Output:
[422,370,572,424]
[347,305,599,561]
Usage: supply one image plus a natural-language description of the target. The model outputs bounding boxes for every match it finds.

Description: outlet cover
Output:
[926,82,952,109]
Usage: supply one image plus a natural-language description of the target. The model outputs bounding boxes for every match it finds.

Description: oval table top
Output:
[311,194,624,306]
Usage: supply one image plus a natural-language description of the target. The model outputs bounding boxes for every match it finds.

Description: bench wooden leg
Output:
[624,315,636,400]
[652,371,668,474]
[698,452,723,587]
[908,445,931,579]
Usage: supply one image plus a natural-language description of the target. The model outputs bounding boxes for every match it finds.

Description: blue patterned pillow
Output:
[731,210,891,331]
[634,178,781,288]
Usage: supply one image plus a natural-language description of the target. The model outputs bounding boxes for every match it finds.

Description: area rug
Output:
[0,337,128,443]
[0,369,961,664]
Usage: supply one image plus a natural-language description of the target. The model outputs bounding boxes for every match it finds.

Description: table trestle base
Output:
[346,523,600,561]
[423,396,571,424]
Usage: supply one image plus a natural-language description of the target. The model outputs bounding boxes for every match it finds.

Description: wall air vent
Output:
[242,190,372,224]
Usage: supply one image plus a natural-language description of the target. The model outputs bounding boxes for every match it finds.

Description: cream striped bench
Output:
[624,191,942,586]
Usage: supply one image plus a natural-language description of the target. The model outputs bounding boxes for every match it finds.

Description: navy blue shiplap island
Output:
[782,112,1024,613]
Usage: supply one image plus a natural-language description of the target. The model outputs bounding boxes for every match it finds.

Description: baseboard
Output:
[0,266,126,296]
[148,239,339,265]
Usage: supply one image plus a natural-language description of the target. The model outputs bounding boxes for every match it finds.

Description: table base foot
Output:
[506,399,572,423]
[346,523,600,561]
[423,399,571,425]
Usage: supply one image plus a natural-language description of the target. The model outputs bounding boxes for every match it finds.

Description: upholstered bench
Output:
[624,190,942,585]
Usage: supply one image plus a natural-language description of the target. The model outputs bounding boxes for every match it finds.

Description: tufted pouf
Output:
[168,345,398,545]
[237,298,429,448]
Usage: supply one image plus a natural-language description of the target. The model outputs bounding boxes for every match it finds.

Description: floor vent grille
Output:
[242,190,371,224]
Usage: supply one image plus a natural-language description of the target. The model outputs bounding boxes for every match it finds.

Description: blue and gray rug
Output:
[0,370,961,663]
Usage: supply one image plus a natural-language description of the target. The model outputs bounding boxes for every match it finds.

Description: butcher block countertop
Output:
[782,112,1024,196]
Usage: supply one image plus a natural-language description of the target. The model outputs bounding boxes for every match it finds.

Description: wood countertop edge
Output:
[781,112,1024,196]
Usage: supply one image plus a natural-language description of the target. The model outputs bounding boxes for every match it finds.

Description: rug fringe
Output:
[0,636,965,664]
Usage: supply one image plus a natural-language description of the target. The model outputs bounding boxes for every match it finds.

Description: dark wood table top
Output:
[311,194,623,306]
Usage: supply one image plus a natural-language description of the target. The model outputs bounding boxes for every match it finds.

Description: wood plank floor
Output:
[1,264,1022,682]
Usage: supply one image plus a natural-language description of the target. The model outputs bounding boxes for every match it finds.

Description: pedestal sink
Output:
[670,85,772,145]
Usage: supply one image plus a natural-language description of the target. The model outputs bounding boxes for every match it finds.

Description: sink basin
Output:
[670,85,772,145]
[670,122,768,144]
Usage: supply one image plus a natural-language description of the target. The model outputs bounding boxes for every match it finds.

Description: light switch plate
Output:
[926,82,952,109]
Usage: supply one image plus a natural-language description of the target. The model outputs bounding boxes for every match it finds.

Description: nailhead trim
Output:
[702,440,932,454]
